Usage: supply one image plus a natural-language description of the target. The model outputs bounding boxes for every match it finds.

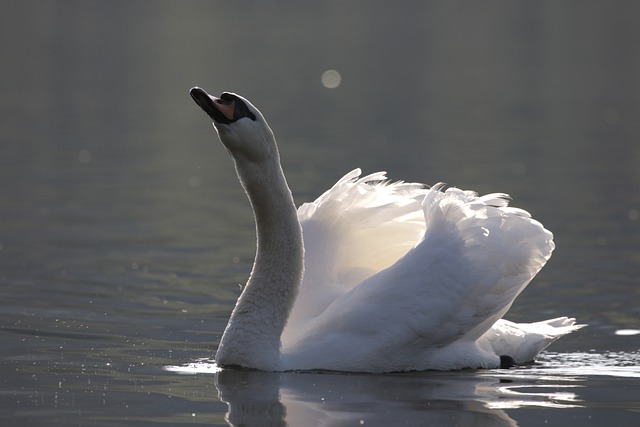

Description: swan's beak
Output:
[190,87,235,124]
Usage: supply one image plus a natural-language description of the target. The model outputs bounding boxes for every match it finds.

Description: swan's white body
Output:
[189,88,582,372]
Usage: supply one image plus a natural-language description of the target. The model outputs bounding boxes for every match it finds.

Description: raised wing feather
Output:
[282,171,554,371]
[282,169,428,344]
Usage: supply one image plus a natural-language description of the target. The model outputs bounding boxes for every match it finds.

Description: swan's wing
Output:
[297,169,428,286]
[283,184,555,371]
[283,169,428,344]
[411,185,555,343]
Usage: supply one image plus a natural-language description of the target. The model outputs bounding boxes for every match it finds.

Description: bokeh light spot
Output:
[78,149,92,164]
[321,69,342,89]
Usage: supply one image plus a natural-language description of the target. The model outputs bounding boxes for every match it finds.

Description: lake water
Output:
[1,1,639,425]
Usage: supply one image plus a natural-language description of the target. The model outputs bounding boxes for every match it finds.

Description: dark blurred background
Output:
[1,0,639,354]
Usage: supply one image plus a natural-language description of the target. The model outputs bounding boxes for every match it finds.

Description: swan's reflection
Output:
[213,367,577,427]
[165,357,588,426]
[164,351,640,426]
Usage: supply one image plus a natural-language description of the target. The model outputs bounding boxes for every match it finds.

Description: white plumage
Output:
[283,170,573,371]
[189,88,583,372]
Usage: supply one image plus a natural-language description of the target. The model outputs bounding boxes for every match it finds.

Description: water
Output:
[1,1,639,425]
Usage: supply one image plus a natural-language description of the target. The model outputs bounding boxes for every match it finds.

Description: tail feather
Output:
[480,317,586,363]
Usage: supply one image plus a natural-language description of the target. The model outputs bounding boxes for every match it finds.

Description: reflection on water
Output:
[165,351,640,426]
[510,351,640,379]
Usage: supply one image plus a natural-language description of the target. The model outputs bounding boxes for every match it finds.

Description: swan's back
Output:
[282,170,557,371]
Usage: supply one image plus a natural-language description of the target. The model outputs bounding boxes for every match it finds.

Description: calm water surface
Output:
[1,1,639,425]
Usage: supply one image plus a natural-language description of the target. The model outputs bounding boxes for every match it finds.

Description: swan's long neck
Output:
[215,154,304,371]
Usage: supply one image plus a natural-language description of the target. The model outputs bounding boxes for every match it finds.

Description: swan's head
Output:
[190,87,277,163]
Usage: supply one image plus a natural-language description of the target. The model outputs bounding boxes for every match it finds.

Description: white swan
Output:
[189,87,583,372]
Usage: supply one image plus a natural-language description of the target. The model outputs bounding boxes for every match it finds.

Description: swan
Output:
[189,87,583,372]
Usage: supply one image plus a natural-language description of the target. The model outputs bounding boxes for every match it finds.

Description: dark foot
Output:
[499,355,517,369]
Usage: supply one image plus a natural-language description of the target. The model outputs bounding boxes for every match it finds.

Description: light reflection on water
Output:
[163,351,640,425]
[521,351,640,378]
